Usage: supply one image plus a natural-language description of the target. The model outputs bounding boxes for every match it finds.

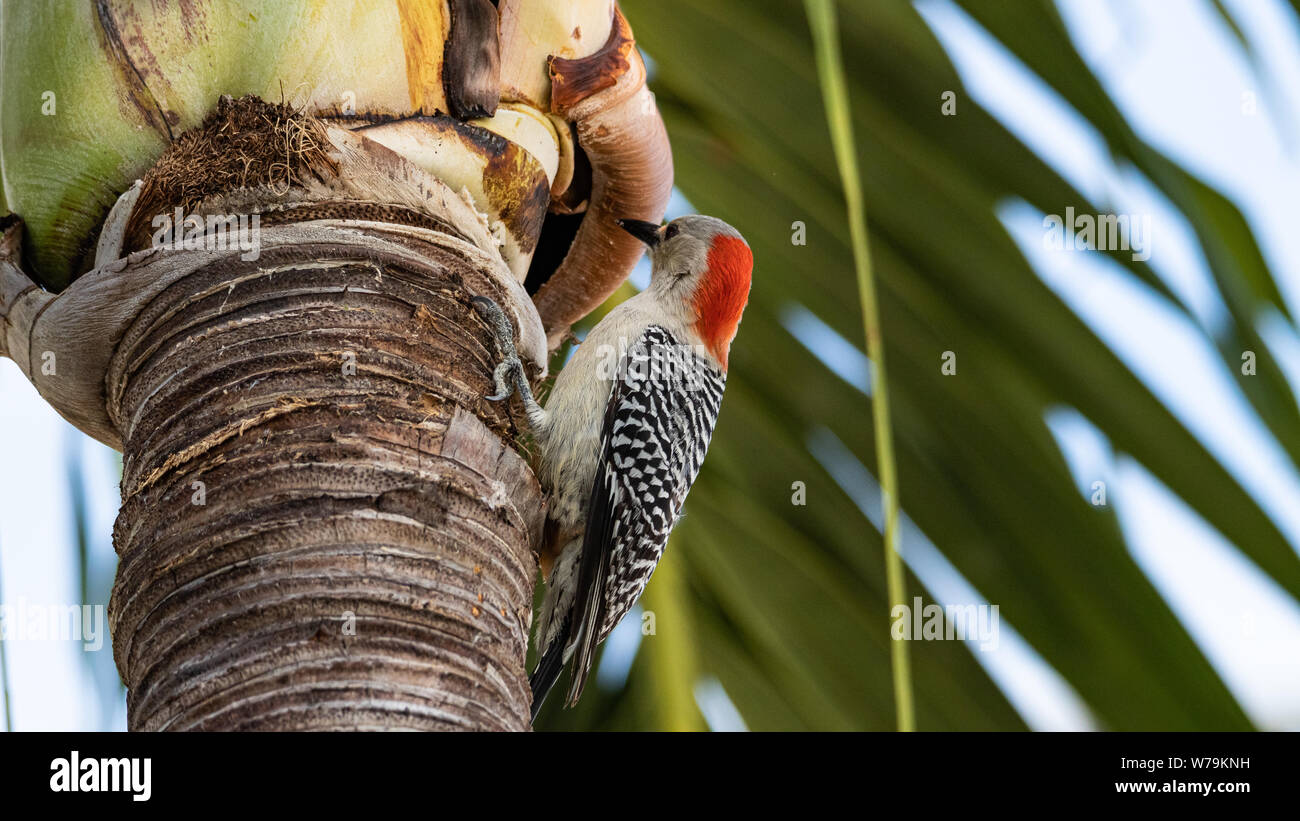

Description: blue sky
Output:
[3,0,1299,730]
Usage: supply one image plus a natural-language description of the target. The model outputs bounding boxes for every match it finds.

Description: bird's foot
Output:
[487,357,523,401]
[471,295,527,402]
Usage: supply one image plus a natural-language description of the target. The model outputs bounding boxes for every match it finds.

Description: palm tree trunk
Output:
[105,218,544,731]
[2,96,554,731]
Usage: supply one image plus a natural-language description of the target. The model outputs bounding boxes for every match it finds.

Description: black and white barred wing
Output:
[565,325,726,705]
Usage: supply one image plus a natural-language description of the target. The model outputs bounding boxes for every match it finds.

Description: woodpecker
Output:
[471,214,752,719]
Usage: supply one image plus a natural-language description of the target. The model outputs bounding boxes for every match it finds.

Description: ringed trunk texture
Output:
[106,221,544,730]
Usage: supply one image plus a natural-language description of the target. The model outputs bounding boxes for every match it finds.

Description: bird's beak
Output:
[616,218,663,248]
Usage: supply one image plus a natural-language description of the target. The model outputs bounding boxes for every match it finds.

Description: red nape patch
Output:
[693,235,753,371]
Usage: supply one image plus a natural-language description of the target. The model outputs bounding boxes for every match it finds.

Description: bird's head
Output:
[617,215,753,371]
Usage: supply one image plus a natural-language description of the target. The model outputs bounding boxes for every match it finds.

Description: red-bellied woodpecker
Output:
[471,214,753,719]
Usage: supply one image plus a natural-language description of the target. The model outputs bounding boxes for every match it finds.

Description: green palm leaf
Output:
[542,0,1300,731]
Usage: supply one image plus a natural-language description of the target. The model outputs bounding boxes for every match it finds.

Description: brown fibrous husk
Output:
[122,95,340,252]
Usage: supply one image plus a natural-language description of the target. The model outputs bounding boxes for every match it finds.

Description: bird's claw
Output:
[473,294,526,403]
[486,358,522,402]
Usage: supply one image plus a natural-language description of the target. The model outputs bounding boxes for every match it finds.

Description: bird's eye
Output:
[664,223,680,240]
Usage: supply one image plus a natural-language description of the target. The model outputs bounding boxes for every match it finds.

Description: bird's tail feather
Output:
[529,616,570,722]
